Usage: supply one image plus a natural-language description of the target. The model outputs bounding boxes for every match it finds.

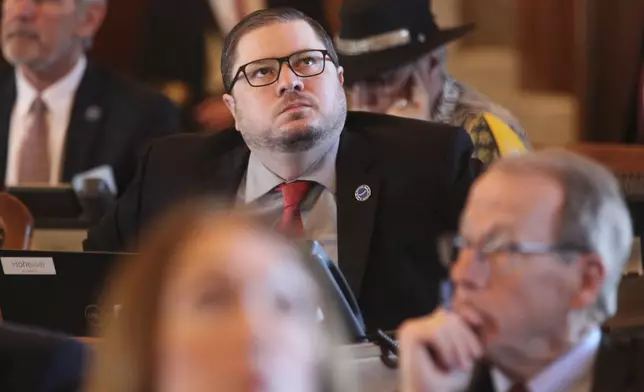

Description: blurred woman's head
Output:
[85,201,354,392]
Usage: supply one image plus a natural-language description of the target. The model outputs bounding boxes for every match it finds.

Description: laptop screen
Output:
[0,250,130,337]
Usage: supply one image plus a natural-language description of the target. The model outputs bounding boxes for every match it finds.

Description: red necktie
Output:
[508,383,528,392]
[276,181,311,237]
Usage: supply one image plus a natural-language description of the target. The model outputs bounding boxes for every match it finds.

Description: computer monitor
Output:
[0,250,130,336]
[7,186,85,229]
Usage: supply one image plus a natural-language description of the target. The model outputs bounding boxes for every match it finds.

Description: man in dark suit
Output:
[1,0,180,194]
[398,150,642,392]
[85,6,473,330]
[0,323,87,392]
[138,0,330,131]
[85,8,476,332]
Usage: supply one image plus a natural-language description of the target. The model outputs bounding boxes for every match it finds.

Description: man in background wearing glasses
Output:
[86,7,477,333]
[399,150,643,392]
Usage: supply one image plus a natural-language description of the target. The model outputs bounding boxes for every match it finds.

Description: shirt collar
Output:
[491,327,602,392]
[244,139,339,203]
[15,55,87,116]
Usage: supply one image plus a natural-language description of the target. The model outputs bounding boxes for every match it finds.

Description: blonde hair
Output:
[84,199,357,392]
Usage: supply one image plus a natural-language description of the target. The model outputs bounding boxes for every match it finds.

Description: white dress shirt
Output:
[491,327,602,392]
[237,140,339,263]
[5,56,87,186]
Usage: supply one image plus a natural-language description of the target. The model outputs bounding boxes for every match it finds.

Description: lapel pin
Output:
[85,106,102,122]
[355,185,371,202]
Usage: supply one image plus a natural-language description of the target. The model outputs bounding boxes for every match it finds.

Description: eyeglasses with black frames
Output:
[228,49,334,92]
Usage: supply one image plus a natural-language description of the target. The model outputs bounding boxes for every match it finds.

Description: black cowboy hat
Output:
[336,0,474,85]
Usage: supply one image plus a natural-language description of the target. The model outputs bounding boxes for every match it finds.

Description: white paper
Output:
[71,165,117,195]
[1,257,56,275]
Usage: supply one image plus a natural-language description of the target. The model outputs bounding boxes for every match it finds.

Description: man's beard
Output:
[243,124,326,153]
[1,27,43,66]
[241,92,347,153]
[274,126,325,152]
[2,40,40,67]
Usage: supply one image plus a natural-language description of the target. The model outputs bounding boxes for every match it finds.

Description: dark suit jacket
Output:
[137,0,330,129]
[466,335,644,392]
[0,62,181,195]
[0,323,87,392]
[84,111,476,332]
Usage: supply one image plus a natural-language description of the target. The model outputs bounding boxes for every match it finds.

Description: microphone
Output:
[297,240,367,343]
[298,241,423,370]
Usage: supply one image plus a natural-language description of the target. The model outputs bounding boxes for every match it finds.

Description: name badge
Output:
[1,257,56,275]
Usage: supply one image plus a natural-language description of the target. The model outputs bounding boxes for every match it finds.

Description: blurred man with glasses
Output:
[399,150,643,392]
[86,7,478,332]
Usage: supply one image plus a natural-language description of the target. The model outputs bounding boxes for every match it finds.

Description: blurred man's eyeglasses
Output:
[228,49,333,92]
[348,69,418,113]
[437,230,590,269]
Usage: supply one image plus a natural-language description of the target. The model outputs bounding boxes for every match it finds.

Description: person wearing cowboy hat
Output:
[337,0,531,167]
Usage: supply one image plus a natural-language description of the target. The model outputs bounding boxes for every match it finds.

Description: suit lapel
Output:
[465,362,495,392]
[336,130,380,297]
[61,62,105,181]
[199,139,250,203]
[591,335,638,392]
[0,73,16,187]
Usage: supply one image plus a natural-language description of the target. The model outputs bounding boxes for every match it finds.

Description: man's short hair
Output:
[220,7,339,93]
[490,149,633,323]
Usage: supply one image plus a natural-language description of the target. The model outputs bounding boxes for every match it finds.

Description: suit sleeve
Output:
[0,325,88,392]
[84,143,153,252]
[42,339,88,392]
[441,127,478,231]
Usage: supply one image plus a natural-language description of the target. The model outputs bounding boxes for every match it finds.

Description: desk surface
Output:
[32,228,86,251]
